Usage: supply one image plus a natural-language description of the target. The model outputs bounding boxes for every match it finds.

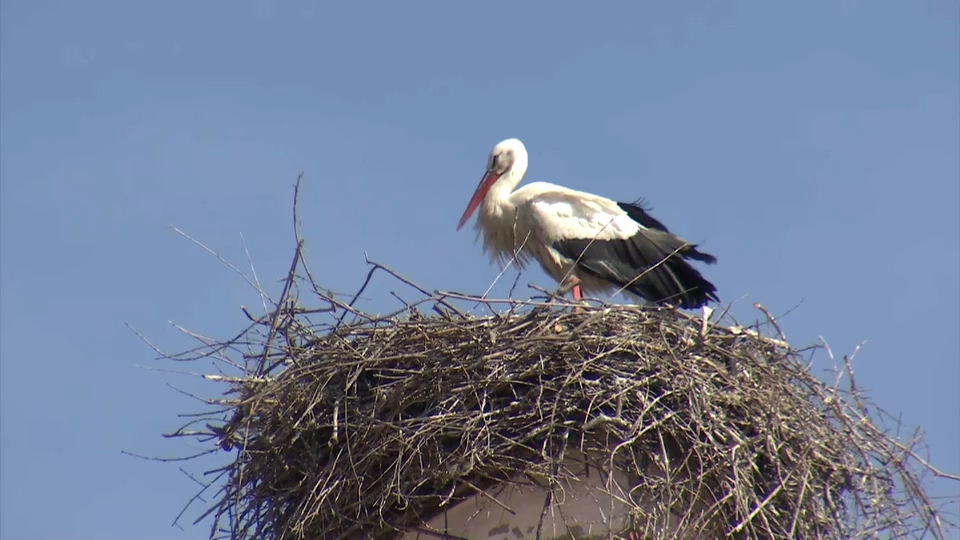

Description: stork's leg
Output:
[569,284,585,313]
[557,274,582,298]
[558,275,586,313]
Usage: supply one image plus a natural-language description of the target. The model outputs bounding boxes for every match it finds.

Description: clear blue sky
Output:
[1,2,957,539]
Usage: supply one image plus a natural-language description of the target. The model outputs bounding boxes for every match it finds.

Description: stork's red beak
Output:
[456,171,500,231]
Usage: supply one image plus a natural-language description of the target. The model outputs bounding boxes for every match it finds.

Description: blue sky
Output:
[1,1,958,539]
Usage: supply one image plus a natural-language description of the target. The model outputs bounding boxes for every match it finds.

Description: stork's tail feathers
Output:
[650,247,719,308]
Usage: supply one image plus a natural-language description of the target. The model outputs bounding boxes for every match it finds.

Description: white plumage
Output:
[456,138,719,309]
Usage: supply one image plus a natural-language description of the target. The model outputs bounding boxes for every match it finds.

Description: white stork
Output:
[456,138,719,309]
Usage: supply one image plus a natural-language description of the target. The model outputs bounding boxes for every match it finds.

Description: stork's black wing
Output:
[554,200,719,309]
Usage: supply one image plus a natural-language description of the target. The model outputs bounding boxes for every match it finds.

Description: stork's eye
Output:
[500,151,514,170]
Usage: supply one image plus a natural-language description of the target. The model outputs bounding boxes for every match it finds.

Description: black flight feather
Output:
[618,199,671,233]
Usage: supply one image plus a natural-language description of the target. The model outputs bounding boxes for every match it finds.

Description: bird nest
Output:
[153,188,957,540]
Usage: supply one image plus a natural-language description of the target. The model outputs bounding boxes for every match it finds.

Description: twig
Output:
[258,239,303,376]
[169,226,265,298]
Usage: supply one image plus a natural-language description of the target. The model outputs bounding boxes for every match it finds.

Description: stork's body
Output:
[457,138,719,309]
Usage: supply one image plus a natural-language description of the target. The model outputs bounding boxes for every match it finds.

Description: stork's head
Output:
[457,138,528,231]
[486,138,523,175]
